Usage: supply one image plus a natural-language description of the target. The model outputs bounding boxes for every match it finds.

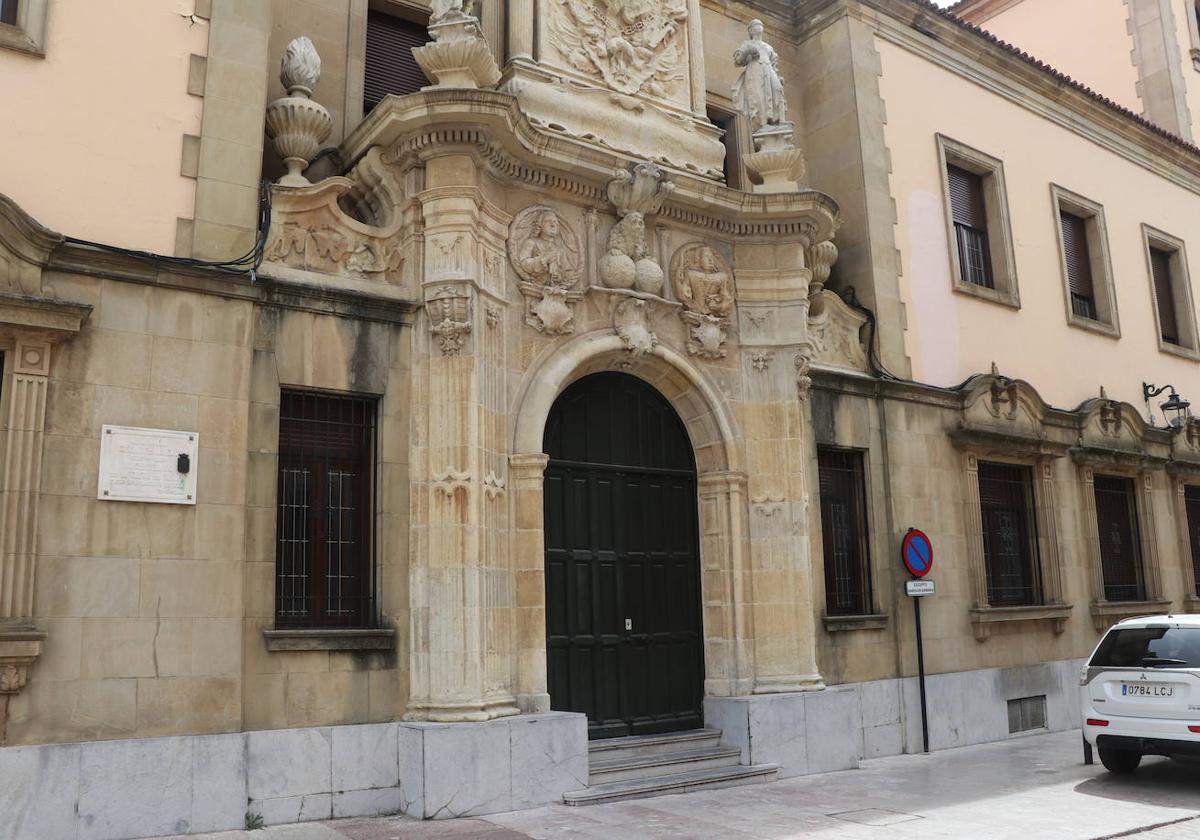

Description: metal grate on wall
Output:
[276,390,377,629]
[1007,695,1047,734]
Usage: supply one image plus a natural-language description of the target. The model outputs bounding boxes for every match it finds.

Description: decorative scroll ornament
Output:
[433,467,471,497]
[794,351,813,400]
[614,297,658,356]
[806,290,867,374]
[551,0,690,99]
[600,164,672,293]
[266,37,333,187]
[427,286,472,355]
[672,243,733,360]
[483,471,506,500]
[509,206,585,335]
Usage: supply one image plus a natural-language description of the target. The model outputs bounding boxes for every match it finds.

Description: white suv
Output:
[1081,614,1200,774]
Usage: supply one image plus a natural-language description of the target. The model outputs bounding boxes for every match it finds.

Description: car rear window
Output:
[1090,626,1200,668]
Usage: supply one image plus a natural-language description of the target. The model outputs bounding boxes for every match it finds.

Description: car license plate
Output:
[1121,683,1174,697]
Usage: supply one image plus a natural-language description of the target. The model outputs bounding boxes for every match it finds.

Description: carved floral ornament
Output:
[507,206,583,335]
[551,0,690,100]
[426,285,472,355]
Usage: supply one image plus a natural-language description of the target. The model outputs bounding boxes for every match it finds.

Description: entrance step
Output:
[563,762,778,806]
[564,728,777,806]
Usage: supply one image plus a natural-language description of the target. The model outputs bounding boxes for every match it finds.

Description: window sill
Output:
[0,21,44,57]
[1089,599,1171,632]
[952,281,1020,310]
[823,613,889,633]
[1157,340,1200,362]
[1184,594,1200,613]
[1066,314,1120,339]
[969,603,1072,641]
[263,628,396,651]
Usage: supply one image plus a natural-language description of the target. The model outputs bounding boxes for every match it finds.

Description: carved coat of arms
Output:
[552,0,689,99]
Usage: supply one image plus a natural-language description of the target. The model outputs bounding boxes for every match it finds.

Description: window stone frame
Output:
[936,134,1021,309]
[1141,224,1200,360]
[1171,473,1200,613]
[1050,185,1121,338]
[0,0,49,56]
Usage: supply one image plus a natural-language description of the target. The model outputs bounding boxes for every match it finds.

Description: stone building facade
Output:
[1,0,1200,837]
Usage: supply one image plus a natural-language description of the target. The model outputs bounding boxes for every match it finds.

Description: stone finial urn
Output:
[265,37,333,187]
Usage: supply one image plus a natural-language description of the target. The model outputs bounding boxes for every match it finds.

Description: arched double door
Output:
[543,372,704,739]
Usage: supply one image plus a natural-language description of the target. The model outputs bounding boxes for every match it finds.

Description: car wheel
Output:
[1098,747,1142,774]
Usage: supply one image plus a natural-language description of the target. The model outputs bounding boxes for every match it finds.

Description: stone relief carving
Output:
[600,164,672,293]
[266,223,404,277]
[433,467,471,497]
[508,206,584,335]
[671,243,733,360]
[551,0,690,99]
[806,290,868,373]
[614,297,658,356]
[733,20,786,136]
[751,494,784,517]
[794,352,812,400]
[751,351,771,372]
[483,471,506,500]
[427,286,472,355]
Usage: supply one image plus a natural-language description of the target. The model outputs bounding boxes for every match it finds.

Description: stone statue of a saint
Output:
[674,245,733,317]
[430,0,480,26]
[732,19,787,135]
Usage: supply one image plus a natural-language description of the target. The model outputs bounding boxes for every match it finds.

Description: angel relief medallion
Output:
[551,0,690,100]
[671,243,734,359]
[507,206,584,336]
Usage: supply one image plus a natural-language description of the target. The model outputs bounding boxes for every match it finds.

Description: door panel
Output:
[544,373,703,739]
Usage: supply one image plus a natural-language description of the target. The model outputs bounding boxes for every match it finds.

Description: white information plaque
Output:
[97,425,199,505]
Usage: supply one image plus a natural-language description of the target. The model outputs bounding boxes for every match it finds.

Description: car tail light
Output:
[1086,718,1109,727]
[1188,726,1200,734]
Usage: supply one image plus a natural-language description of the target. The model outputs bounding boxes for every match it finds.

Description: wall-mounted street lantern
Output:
[1143,382,1192,429]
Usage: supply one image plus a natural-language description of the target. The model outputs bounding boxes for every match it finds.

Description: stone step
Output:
[589,744,743,784]
[587,728,723,761]
[563,763,778,806]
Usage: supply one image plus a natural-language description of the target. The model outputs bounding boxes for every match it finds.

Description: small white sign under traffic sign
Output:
[906,579,935,597]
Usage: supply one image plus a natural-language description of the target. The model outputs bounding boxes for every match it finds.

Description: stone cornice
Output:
[948,426,1071,459]
[340,90,840,244]
[1069,445,1169,471]
[0,194,60,268]
[799,0,1200,194]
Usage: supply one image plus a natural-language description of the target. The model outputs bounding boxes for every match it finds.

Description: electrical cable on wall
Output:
[60,180,273,283]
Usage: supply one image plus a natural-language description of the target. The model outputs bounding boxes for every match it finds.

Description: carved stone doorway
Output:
[542,372,704,739]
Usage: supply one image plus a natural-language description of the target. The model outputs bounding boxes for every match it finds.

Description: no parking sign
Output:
[901,528,933,578]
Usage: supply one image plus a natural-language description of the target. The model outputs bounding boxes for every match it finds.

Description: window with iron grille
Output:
[364,10,431,115]
[1007,695,1046,734]
[1149,245,1181,345]
[818,448,872,616]
[276,391,377,628]
[1186,485,1200,598]
[1060,210,1097,320]
[948,165,993,289]
[978,462,1042,606]
[0,0,16,26]
[1093,475,1145,603]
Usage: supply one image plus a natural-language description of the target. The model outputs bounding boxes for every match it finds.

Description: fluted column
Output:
[506,0,534,64]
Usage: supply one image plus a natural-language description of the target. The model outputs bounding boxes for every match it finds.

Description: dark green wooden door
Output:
[543,373,703,739]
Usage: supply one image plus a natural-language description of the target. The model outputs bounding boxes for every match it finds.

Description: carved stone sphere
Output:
[600,253,636,289]
[634,258,664,295]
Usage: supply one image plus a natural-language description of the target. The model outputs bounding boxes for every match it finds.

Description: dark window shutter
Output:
[1093,475,1145,602]
[1060,211,1096,320]
[364,11,431,114]
[817,448,872,617]
[1150,246,1180,344]
[0,0,16,25]
[948,165,987,228]
[978,462,1041,606]
[1186,485,1200,598]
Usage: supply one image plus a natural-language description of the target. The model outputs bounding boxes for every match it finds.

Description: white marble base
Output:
[398,711,587,819]
[705,658,1086,777]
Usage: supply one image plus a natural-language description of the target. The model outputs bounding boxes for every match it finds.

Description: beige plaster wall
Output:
[960,0,1142,114]
[878,36,1200,411]
[0,1,207,253]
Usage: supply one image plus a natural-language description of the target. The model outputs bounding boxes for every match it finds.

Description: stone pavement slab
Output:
[150,730,1200,840]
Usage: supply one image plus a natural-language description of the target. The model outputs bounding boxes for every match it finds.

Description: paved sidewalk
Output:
[155,729,1200,840]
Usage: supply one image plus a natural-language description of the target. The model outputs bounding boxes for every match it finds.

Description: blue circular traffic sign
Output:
[902,529,933,578]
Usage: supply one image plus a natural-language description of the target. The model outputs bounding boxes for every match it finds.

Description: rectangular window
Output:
[978,462,1042,606]
[948,165,993,289]
[0,0,16,26]
[818,448,872,616]
[276,391,377,628]
[1186,485,1200,597]
[708,104,748,192]
[1150,246,1180,345]
[364,10,431,115]
[1007,695,1047,734]
[1060,211,1096,320]
[1093,475,1145,603]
